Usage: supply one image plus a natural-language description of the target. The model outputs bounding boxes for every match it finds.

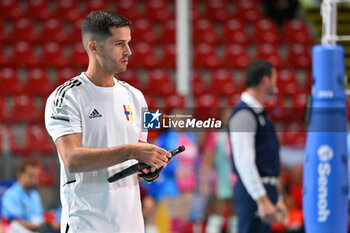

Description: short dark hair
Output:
[17,158,39,175]
[245,60,274,88]
[81,11,131,48]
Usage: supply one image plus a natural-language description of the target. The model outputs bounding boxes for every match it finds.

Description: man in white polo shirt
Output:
[45,11,171,233]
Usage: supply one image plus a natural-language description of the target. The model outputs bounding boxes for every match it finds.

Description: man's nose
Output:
[125,44,132,56]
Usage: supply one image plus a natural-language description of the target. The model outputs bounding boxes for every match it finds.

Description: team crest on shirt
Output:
[123,105,133,121]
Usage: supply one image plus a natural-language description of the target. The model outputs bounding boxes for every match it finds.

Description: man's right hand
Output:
[256,195,278,224]
[132,142,171,172]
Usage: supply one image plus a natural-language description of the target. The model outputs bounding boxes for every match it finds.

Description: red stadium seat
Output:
[256,44,285,69]
[144,94,157,108]
[0,68,25,95]
[164,93,185,108]
[291,92,307,108]
[236,0,262,22]
[194,93,220,108]
[8,94,41,123]
[0,46,8,67]
[223,19,250,45]
[284,19,314,45]
[9,41,38,67]
[145,0,173,21]
[286,43,312,69]
[305,71,312,94]
[9,18,37,42]
[24,0,51,20]
[194,93,221,119]
[226,93,241,107]
[206,0,230,21]
[264,94,290,121]
[269,102,289,122]
[160,19,176,44]
[253,18,281,45]
[163,43,176,68]
[193,43,221,69]
[26,68,54,97]
[55,0,82,21]
[85,0,108,13]
[132,19,159,44]
[117,70,142,90]
[193,19,220,44]
[146,69,176,96]
[4,125,55,158]
[67,18,84,43]
[0,23,8,43]
[191,2,203,22]
[38,18,68,43]
[277,69,301,96]
[115,0,142,21]
[40,42,69,67]
[281,123,306,147]
[291,92,307,121]
[56,68,77,86]
[192,71,209,97]
[0,0,21,19]
[224,44,251,69]
[25,124,55,155]
[5,126,30,156]
[0,96,9,122]
[210,69,239,97]
[37,158,56,186]
[131,43,161,68]
[71,43,89,68]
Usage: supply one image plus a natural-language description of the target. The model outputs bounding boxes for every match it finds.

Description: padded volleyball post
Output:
[303,45,348,233]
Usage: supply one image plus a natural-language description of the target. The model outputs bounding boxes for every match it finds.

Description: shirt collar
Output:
[240,91,264,113]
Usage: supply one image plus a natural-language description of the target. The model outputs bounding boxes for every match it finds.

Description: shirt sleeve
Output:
[229,109,267,200]
[138,93,148,142]
[1,190,24,220]
[29,191,44,224]
[45,91,82,142]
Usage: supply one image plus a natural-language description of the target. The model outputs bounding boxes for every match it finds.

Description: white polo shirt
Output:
[45,72,147,233]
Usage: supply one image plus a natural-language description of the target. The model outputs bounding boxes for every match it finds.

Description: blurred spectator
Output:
[1,158,59,233]
[140,185,159,233]
[279,146,304,231]
[145,124,200,232]
[202,109,238,233]
[262,0,299,27]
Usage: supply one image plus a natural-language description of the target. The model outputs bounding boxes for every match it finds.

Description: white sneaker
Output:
[205,214,223,233]
[228,216,238,233]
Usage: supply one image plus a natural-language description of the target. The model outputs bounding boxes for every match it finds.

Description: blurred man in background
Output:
[229,60,288,233]
[1,158,59,233]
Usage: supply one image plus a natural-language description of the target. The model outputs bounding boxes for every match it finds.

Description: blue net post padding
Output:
[303,45,348,233]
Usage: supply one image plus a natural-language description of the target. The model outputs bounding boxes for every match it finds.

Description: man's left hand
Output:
[276,198,289,225]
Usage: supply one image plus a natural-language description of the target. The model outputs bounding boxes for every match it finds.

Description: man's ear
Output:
[88,41,98,55]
